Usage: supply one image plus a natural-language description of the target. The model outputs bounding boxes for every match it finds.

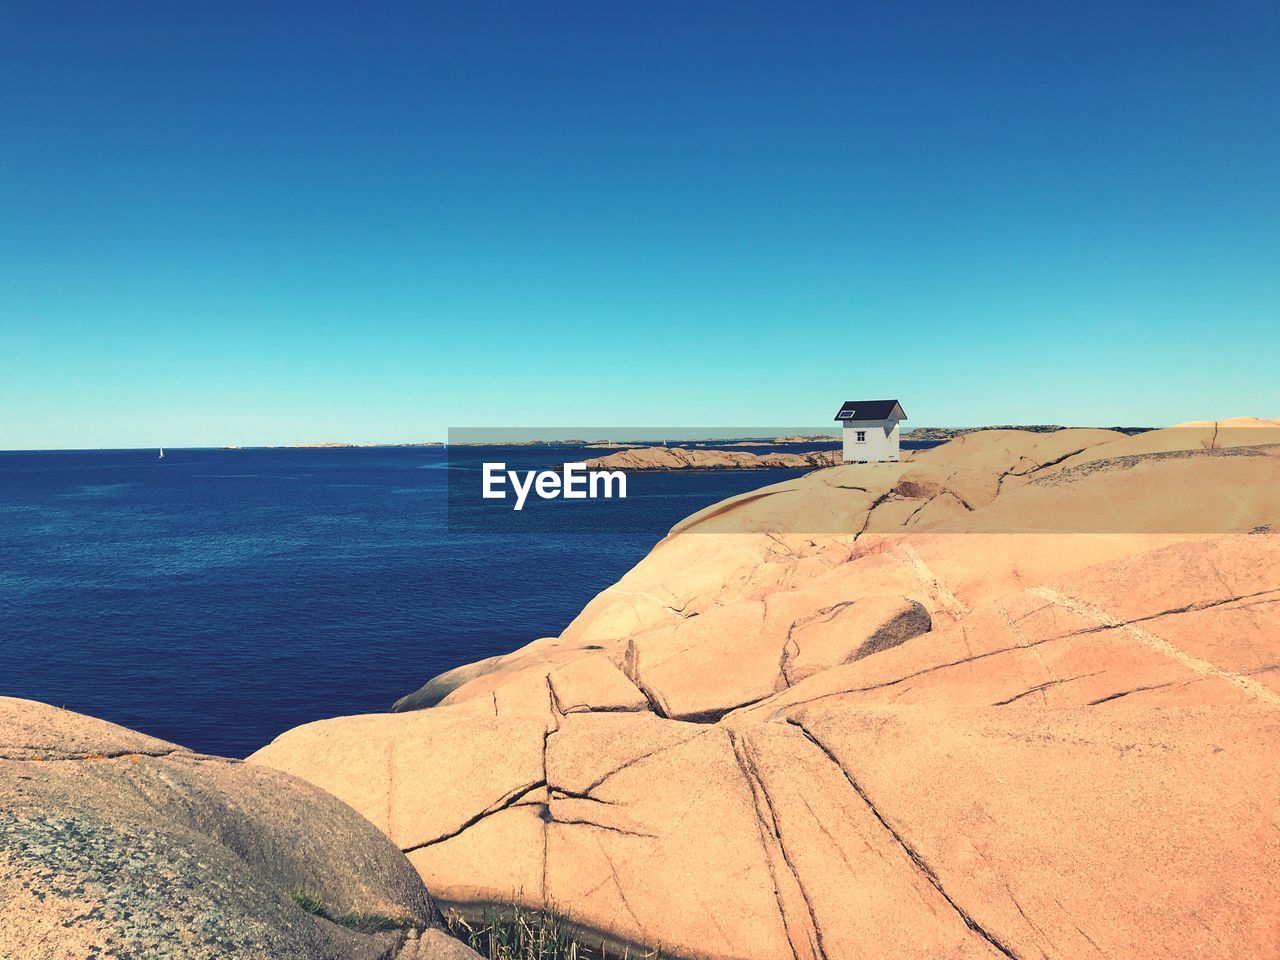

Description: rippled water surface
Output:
[1,446,830,756]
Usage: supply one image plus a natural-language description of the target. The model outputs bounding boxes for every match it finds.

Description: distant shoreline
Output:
[1,427,1158,454]
[276,426,1157,448]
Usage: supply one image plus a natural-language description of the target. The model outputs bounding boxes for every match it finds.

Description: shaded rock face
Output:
[0,698,477,960]
[252,423,1280,960]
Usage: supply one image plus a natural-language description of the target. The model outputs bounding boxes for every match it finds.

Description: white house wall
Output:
[841,420,900,462]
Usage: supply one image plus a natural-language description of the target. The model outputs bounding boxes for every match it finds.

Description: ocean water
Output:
[0,445,834,757]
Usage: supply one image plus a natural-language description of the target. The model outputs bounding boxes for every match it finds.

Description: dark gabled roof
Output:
[834,399,907,422]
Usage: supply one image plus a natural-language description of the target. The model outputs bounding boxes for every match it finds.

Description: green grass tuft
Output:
[290,888,412,934]
[291,889,327,917]
[446,905,664,960]
[293,890,660,958]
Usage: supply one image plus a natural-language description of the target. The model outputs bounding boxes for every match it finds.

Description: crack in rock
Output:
[621,640,671,718]
[400,779,547,853]
[1055,589,1280,639]
[992,672,1104,706]
[561,730,716,799]
[853,491,896,541]
[727,729,827,960]
[777,601,859,689]
[775,633,1077,715]
[787,718,1020,960]
[1031,587,1280,705]
[544,816,658,839]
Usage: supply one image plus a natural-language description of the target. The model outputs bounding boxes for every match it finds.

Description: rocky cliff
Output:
[249,419,1279,959]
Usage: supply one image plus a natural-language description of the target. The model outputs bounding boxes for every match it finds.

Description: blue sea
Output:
[0,445,844,757]
[1,442,947,756]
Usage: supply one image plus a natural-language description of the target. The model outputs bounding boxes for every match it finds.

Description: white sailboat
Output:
[158,448,165,459]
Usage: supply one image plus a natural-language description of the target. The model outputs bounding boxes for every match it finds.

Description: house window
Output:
[856,430,866,442]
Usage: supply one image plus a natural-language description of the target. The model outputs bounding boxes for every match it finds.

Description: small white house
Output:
[835,399,907,462]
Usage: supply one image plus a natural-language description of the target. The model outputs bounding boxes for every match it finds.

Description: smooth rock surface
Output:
[253,423,1280,960]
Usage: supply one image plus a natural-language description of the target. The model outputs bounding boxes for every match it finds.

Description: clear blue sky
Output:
[2,1,1277,448]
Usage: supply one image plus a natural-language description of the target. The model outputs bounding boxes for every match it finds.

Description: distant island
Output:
[275,441,446,448]
[902,424,1153,440]
[583,446,841,471]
